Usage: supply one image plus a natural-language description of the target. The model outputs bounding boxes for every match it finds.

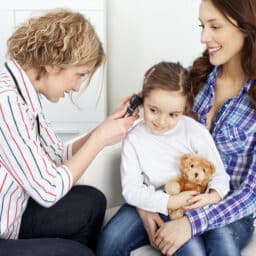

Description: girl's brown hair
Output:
[7,9,105,83]
[142,61,193,116]
[190,0,256,109]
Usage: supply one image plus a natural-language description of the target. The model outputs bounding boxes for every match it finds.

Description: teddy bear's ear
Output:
[180,154,191,169]
[208,162,216,174]
[180,154,191,162]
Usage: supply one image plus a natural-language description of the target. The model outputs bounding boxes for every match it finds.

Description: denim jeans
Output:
[96,204,255,256]
[0,185,106,256]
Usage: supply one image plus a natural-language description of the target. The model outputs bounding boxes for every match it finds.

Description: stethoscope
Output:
[4,62,41,136]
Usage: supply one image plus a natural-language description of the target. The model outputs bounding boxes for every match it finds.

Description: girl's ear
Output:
[45,65,61,74]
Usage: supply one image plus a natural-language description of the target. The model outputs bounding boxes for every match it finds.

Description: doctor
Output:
[0,9,138,256]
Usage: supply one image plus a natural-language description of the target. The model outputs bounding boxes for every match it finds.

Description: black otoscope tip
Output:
[123,94,143,117]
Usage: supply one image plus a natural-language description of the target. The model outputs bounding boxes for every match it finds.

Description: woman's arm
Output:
[70,96,133,156]
[186,159,256,235]
[70,130,94,156]
[183,189,221,210]
[65,96,139,184]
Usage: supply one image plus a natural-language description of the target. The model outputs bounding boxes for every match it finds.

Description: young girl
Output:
[96,61,230,256]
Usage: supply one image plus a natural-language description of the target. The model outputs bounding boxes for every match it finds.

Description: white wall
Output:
[106,0,203,112]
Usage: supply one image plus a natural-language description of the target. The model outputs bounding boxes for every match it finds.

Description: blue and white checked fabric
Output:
[186,66,256,236]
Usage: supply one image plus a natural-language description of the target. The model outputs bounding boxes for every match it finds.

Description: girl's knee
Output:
[97,218,136,256]
[96,228,121,256]
[98,223,122,248]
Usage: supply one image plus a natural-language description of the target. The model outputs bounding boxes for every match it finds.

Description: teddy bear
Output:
[165,153,215,220]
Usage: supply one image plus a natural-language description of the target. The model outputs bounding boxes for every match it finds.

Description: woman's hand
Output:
[155,217,192,256]
[93,96,139,147]
[111,95,141,119]
[184,190,221,210]
[137,208,164,248]
[66,95,139,184]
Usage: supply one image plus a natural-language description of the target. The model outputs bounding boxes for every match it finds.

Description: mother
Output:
[154,0,256,255]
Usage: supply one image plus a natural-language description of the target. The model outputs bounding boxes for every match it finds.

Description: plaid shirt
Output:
[186,66,256,236]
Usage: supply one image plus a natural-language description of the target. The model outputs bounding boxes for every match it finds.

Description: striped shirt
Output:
[186,66,256,236]
[0,60,73,239]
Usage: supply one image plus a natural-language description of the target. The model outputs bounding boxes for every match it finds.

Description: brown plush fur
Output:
[165,154,215,219]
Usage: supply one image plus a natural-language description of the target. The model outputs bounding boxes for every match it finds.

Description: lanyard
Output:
[4,62,41,136]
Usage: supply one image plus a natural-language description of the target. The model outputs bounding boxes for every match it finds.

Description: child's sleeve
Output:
[121,133,169,215]
[191,126,230,199]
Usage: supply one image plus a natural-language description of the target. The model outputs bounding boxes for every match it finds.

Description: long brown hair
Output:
[190,0,256,109]
[142,61,193,116]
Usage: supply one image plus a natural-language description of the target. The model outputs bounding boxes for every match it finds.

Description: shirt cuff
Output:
[158,192,170,215]
[185,207,209,236]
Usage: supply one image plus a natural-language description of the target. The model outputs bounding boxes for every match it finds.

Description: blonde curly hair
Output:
[7,9,105,80]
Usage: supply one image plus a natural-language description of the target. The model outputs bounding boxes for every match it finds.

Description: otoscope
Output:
[122,94,143,118]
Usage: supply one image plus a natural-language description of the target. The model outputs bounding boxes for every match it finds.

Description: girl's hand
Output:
[155,217,192,256]
[137,208,164,249]
[168,190,199,210]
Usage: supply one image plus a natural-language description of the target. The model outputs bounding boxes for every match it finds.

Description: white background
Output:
[106,0,203,111]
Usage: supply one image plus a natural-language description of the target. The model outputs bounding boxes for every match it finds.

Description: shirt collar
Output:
[5,59,42,115]
[207,66,219,94]
[240,79,253,94]
[207,65,253,95]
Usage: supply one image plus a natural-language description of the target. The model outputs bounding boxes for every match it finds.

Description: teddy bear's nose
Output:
[194,173,198,178]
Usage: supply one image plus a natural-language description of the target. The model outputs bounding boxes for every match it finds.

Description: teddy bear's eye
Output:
[203,169,206,172]
[190,164,194,168]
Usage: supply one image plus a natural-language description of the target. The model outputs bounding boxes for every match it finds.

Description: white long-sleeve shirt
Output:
[121,117,230,215]
[0,60,73,239]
